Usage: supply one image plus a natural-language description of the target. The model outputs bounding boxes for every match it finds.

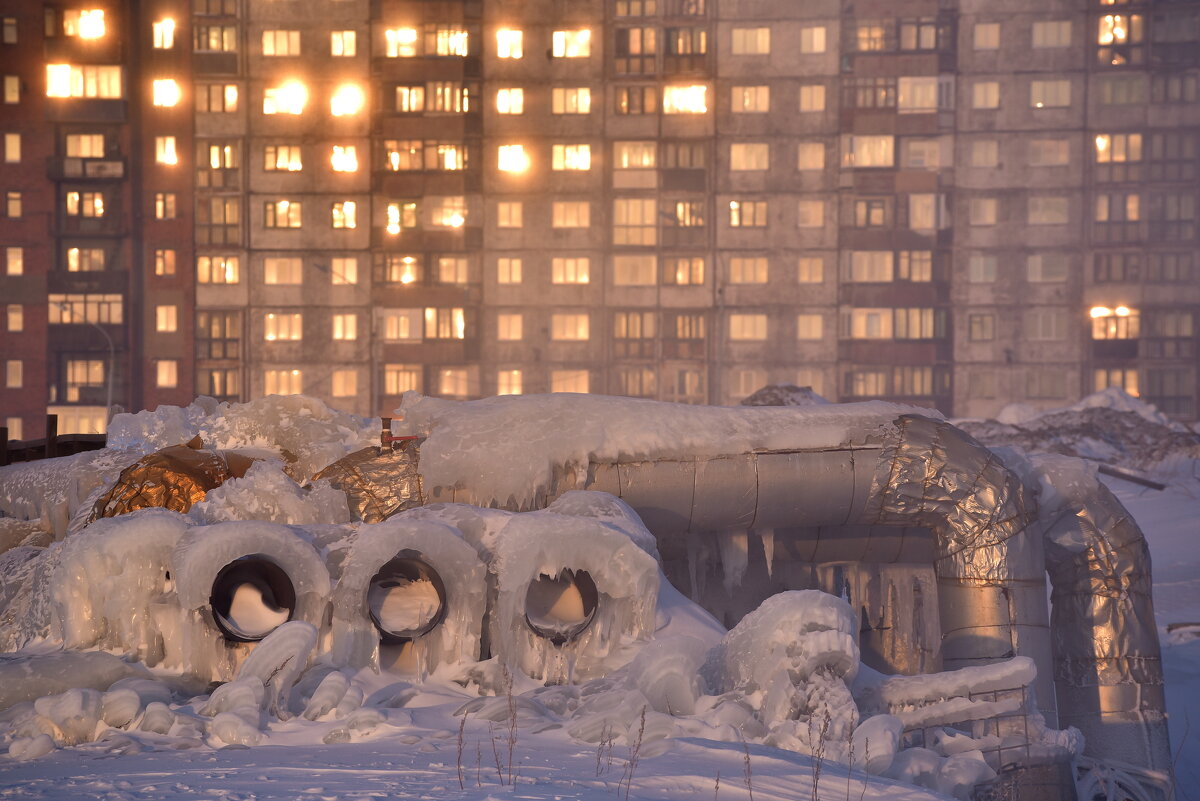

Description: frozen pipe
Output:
[1036,460,1172,778]
[209,556,296,642]
[367,555,447,643]
[524,568,599,645]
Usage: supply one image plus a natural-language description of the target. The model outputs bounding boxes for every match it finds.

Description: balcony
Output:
[48,157,125,182]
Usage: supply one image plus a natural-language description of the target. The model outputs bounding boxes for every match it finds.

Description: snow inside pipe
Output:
[209,555,296,642]
[524,568,598,645]
[366,555,447,643]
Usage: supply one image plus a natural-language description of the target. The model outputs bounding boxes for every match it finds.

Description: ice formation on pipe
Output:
[172,520,329,680]
[329,516,486,674]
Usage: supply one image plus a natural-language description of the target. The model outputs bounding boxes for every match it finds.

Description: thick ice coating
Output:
[330,516,486,673]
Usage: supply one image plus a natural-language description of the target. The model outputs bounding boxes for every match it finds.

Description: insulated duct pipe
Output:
[421,413,1166,772]
[1036,460,1172,778]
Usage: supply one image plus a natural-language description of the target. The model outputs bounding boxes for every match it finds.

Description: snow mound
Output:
[740,383,831,407]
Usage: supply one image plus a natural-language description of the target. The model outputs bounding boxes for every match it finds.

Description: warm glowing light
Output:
[497,144,530,173]
[153,19,176,49]
[446,213,465,228]
[73,9,106,39]
[496,29,523,58]
[552,29,591,58]
[663,84,708,114]
[46,65,73,97]
[330,145,358,172]
[1115,305,1132,317]
[1090,306,1113,318]
[387,204,401,235]
[385,28,419,57]
[330,83,365,116]
[264,80,308,115]
[1095,134,1110,152]
[399,256,417,284]
[156,136,178,165]
[152,78,181,107]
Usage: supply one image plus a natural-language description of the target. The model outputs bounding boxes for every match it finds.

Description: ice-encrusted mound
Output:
[107,395,377,481]
[51,509,188,663]
[0,448,142,535]
[958,388,1200,474]
[172,521,330,681]
[330,516,486,673]
[189,461,352,526]
[740,383,831,407]
[474,494,660,682]
[395,392,937,509]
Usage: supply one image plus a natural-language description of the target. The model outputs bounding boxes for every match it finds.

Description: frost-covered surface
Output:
[395,392,938,509]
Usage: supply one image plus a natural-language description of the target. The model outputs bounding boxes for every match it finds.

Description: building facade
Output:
[2,0,1198,440]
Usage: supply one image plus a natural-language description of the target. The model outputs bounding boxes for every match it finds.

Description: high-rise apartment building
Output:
[2,0,1198,441]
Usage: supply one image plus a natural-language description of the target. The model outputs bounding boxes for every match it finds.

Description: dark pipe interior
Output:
[209,554,297,642]
[368,552,448,645]
[524,568,599,646]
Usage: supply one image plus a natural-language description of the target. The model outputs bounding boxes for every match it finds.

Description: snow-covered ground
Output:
[1,390,1198,800]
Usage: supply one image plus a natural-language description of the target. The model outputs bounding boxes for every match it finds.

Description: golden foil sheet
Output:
[88,436,233,521]
[311,444,424,523]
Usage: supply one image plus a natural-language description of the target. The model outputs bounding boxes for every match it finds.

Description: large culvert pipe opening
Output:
[524,569,598,646]
[209,555,297,642]
[367,555,448,644]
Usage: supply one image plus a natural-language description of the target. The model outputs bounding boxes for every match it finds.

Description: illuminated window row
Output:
[382,27,591,59]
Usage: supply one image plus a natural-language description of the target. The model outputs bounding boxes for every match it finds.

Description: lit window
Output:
[797,314,823,340]
[4,75,18,104]
[729,314,767,341]
[552,144,591,171]
[330,83,365,116]
[731,27,770,55]
[1091,306,1140,340]
[154,192,176,219]
[153,19,176,49]
[728,199,767,228]
[430,196,466,228]
[730,257,767,284]
[552,87,591,114]
[155,305,178,332]
[262,30,301,57]
[4,247,21,274]
[613,198,655,243]
[331,30,356,57]
[66,247,104,272]
[332,369,357,398]
[6,360,21,388]
[497,201,522,228]
[497,257,522,284]
[552,257,590,284]
[386,202,418,234]
[6,304,22,332]
[6,191,20,217]
[4,417,21,440]
[497,370,522,396]
[2,17,15,44]
[972,81,1000,109]
[332,201,357,229]
[438,257,468,284]
[330,257,357,284]
[385,28,419,57]
[613,141,655,169]
[152,77,180,107]
[264,369,303,395]
[1095,133,1142,163]
[732,85,769,113]
[552,201,590,228]
[663,85,707,114]
[553,30,591,57]
[65,191,104,217]
[438,368,471,398]
[897,76,940,113]
[842,135,894,168]
[799,26,825,53]
[970,197,997,226]
[263,81,307,115]
[332,313,357,340]
[664,256,704,286]
[197,83,238,113]
[973,22,999,50]
[264,257,302,285]
[436,28,469,56]
[197,255,240,284]
[194,24,237,53]
[429,82,468,113]
[155,136,178,165]
[396,86,425,113]
[264,312,303,341]
[1030,80,1070,109]
[730,143,769,171]
[497,313,523,341]
[330,145,358,172]
[1032,21,1071,48]
[384,364,422,395]
[551,370,589,393]
[46,64,123,98]
[154,249,176,276]
[264,200,302,228]
[265,144,303,171]
[798,257,823,283]
[64,9,105,39]
[48,294,123,324]
[799,84,825,112]
[497,144,530,173]
[384,256,420,284]
[3,132,18,163]
[496,29,523,58]
[425,307,466,339]
[496,88,524,114]
[551,313,589,341]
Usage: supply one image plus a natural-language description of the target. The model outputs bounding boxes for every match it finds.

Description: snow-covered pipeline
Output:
[404,405,1170,782]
